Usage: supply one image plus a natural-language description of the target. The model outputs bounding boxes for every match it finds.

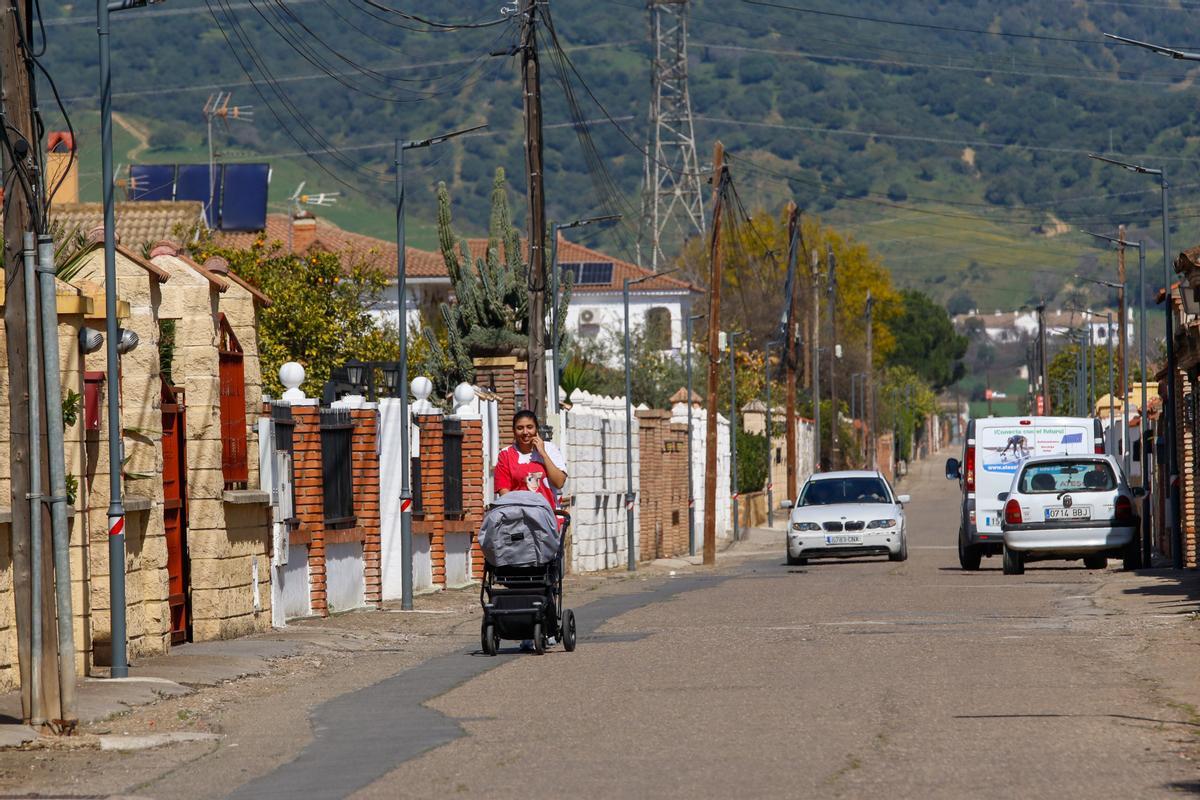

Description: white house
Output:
[954,308,1134,347]
[215,212,702,358]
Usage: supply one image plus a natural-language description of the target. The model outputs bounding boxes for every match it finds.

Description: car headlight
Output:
[791,521,821,531]
[866,519,897,529]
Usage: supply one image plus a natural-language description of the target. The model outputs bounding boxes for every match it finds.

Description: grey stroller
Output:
[477,491,577,655]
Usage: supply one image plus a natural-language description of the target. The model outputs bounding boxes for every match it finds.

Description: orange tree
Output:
[191,237,396,397]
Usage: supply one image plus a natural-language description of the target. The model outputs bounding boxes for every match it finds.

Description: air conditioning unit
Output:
[580,309,596,323]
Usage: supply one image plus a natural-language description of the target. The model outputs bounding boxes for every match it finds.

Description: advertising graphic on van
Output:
[978,426,1091,475]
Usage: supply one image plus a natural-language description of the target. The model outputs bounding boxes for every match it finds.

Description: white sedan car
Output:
[783,471,910,566]
[999,453,1143,575]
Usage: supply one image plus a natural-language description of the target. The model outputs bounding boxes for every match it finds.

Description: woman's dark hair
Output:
[512,409,539,429]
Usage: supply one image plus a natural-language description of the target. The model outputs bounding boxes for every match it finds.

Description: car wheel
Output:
[1002,546,1024,575]
[1083,554,1108,570]
[786,552,806,566]
[1122,535,1143,571]
[958,529,982,571]
[889,534,908,562]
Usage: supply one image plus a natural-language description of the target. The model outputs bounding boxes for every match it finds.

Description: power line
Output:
[741,0,1136,47]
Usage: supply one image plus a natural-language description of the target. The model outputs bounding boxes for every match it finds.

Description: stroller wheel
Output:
[482,622,498,656]
[562,609,577,652]
[532,622,546,655]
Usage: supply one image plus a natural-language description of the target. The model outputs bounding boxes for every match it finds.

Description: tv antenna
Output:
[288,181,341,214]
[202,92,254,227]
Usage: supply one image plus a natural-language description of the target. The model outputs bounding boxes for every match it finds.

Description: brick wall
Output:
[290,404,327,615]
[1175,371,1197,568]
[473,357,526,424]
[876,432,896,484]
[350,407,382,606]
[637,411,690,560]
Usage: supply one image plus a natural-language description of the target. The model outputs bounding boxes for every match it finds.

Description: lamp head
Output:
[116,327,139,354]
[79,327,104,354]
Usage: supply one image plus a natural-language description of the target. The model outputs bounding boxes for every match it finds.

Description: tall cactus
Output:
[424,168,574,396]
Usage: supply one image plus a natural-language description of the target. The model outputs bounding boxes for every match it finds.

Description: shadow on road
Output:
[955,712,1200,729]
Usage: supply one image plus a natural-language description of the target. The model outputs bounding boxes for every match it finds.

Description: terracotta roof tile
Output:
[49,201,205,249]
[211,213,703,294]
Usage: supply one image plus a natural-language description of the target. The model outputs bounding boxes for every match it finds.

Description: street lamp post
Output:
[765,339,781,527]
[728,331,742,541]
[549,214,621,433]
[1090,150,1180,567]
[1083,232,1151,561]
[100,0,172,679]
[395,124,484,611]
[686,313,705,556]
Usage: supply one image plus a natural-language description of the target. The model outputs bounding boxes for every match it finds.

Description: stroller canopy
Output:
[478,491,561,567]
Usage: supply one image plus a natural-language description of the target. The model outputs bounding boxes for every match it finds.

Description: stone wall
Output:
[73,246,172,664]
[1176,372,1197,568]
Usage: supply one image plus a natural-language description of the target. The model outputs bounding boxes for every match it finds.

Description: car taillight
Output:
[965,446,975,491]
[1004,498,1023,525]
[1115,495,1134,524]
[1095,443,1104,454]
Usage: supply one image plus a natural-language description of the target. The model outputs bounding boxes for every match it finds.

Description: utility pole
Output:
[784,203,800,499]
[702,142,726,566]
[201,92,252,228]
[865,290,875,468]
[1038,303,1050,415]
[811,249,821,470]
[1117,225,1128,399]
[729,332,740,542]
[521,0,548,421]
[827,245,838,465]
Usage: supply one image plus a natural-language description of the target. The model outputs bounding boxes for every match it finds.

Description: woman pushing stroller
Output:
[477,411,577,655]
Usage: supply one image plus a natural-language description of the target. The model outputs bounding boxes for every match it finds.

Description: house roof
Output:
[49,201,205,249]
[212,213,443,278]
[214,213,701,294]
[445,236,701,294]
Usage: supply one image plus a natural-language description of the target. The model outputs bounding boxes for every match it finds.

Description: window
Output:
[799,478,891,505]
[218,315,248,488]
[578,322,601,339]
[644,307,672,350]
[1018,461,1116,494]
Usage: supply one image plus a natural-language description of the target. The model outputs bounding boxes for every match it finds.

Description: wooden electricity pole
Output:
[1,0,59,725]
[865,290,875,468]
[521,0,548,421]
[702,142,725,566]
[827,245,838,465]
[784,202,800,501]
[1117,224,1128,398]
[1038,303,1050,415]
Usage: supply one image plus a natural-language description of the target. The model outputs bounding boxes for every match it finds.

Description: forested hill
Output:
[37,1,1200,310]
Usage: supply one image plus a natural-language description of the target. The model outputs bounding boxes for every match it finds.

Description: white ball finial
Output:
[280,362,306,401]
[411,376,437,414]
[453,382,479,419]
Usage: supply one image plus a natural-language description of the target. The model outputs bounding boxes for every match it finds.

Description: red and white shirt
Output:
[493,442,567,511]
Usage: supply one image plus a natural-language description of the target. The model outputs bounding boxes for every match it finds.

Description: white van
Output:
[945,416,1104,570]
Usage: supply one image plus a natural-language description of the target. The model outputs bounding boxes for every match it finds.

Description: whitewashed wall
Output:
[671,403,733,542]
[562,390,640,572]
[378,397,419,601]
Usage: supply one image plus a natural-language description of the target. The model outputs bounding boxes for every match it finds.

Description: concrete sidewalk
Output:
[0,518,779,751]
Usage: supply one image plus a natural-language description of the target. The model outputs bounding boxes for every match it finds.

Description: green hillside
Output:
[37,1,1200,308]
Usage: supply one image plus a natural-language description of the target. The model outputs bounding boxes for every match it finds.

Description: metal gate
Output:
[161,378,191,643]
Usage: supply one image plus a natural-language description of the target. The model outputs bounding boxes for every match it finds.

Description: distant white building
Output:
[954,308,1133,347]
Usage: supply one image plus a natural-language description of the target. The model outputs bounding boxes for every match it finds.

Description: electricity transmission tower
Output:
[640,0,706,271]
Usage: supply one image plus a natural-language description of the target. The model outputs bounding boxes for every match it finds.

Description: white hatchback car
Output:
[999,454,1143,575]
[783,471,910,566]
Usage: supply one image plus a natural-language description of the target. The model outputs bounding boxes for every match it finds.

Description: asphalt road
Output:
[6,457,1200,799]
[329,458,1200,799]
